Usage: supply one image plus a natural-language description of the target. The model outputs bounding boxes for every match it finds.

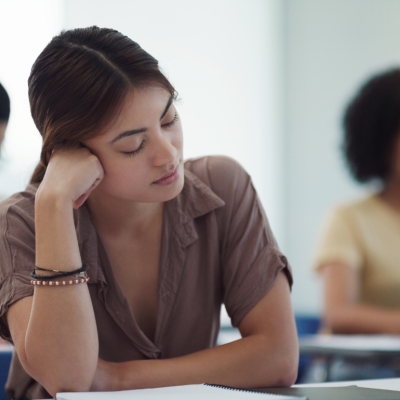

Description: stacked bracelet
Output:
[31,264,88,280]
[31,277,90,286]
[34,264,88,274]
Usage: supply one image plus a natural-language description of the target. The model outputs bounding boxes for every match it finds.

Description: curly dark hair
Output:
[342,68,400,183]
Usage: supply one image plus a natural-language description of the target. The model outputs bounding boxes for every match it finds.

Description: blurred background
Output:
[0,0,399,323]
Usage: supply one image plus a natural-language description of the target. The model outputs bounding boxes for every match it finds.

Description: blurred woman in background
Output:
[316,68,400,333]
[313,68,400,379]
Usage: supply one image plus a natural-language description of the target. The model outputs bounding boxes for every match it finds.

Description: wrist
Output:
[34,184,82,271]
[111,361,124,391]
[35,185,73,212]
[112,360,140,391]
[93,360,124,391]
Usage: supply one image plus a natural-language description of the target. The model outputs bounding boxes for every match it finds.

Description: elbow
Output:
[257,339,299,387]
[21,354,96,398]
[324,307,352,334]
[271,351,298,387]
[47,381,92,399]
[272,334,299,387]
[43,367,96,398]
[329,321,348,334]
[42,363,96,398]
[274,363,298,387]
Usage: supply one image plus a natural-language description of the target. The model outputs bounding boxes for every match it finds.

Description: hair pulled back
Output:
[342,68,400,183]
[29,26,176,183]
[0,83,10,123]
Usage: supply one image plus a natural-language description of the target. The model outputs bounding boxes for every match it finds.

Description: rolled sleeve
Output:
[225,245,291,327]
[209,157,292,327]
[0,195,36,342]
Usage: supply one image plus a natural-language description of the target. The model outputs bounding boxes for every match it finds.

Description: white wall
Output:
[0,0,63,197]
[63,0,285,244]
[284,0,400,314]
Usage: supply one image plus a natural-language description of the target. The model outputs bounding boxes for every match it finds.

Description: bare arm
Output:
[322,263,400,334]
[7,148,104,397]
[92,271,298,391]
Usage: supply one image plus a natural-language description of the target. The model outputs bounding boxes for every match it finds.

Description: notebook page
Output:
[57,384,305,400]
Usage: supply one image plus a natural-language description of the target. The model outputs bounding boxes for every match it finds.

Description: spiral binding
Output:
[203,384,300,398]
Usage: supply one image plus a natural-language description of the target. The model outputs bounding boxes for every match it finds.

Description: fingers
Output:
[72,177,103,209]
[73,193,90,209]
[41,147,105,208]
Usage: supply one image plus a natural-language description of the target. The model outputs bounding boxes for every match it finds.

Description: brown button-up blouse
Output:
[0,156,292,399]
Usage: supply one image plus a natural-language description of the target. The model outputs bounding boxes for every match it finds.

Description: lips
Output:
[153,165,180,185]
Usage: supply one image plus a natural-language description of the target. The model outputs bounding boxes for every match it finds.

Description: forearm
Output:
[24,193,98,394]
[35,189,82,268]
[110,334,297,391]
[326,303,400,334]
[321,263,400,334]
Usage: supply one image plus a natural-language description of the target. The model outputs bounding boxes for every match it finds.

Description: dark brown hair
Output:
[29,26,177,183]
[0,82,10,123]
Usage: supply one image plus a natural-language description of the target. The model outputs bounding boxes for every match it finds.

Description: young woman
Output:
[0,27,298,399]
[315,68,400,337]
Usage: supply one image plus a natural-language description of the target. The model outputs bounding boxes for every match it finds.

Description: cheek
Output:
[173,126,184,152]
[101,159,143,186]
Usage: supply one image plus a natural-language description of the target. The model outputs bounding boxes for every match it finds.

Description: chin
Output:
[157,177,185,202]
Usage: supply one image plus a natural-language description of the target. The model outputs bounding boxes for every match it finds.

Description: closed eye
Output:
[162,113,178,128]
[122,140,145,157]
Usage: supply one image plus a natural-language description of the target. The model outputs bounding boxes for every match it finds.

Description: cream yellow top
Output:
[314,194,400,308]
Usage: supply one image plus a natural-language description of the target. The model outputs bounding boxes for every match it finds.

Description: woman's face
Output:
[85,87,184,203]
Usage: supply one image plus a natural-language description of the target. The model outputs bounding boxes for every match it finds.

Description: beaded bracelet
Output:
[31,277,90,286]
[31,264,88,281]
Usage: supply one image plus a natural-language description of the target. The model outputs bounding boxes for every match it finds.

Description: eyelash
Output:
[162,113,178,128]
[122,113,178,157]
[123,141,145,157]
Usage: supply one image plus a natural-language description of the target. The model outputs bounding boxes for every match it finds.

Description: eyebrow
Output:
[110,95,174,144]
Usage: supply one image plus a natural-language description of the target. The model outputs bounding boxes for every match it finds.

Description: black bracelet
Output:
[31,264,88,281]
[34,264,88,274]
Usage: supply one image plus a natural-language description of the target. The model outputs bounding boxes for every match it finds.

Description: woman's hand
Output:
[37,147,104,209]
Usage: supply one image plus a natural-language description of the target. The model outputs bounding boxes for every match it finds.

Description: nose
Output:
[151,130,177,167]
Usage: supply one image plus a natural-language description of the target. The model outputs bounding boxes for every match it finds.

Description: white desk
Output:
[44,378,400,400]
[297,376,400,390]
[300,334,400,358]
[261,377,400,400]
[299,334,400,383]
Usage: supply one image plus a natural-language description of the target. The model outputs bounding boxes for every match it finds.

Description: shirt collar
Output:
[162,168,225,248]
[75,167,225,280]
[166,168,225,222]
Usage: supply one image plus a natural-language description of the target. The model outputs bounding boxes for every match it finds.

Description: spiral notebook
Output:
[57,384,306,400]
